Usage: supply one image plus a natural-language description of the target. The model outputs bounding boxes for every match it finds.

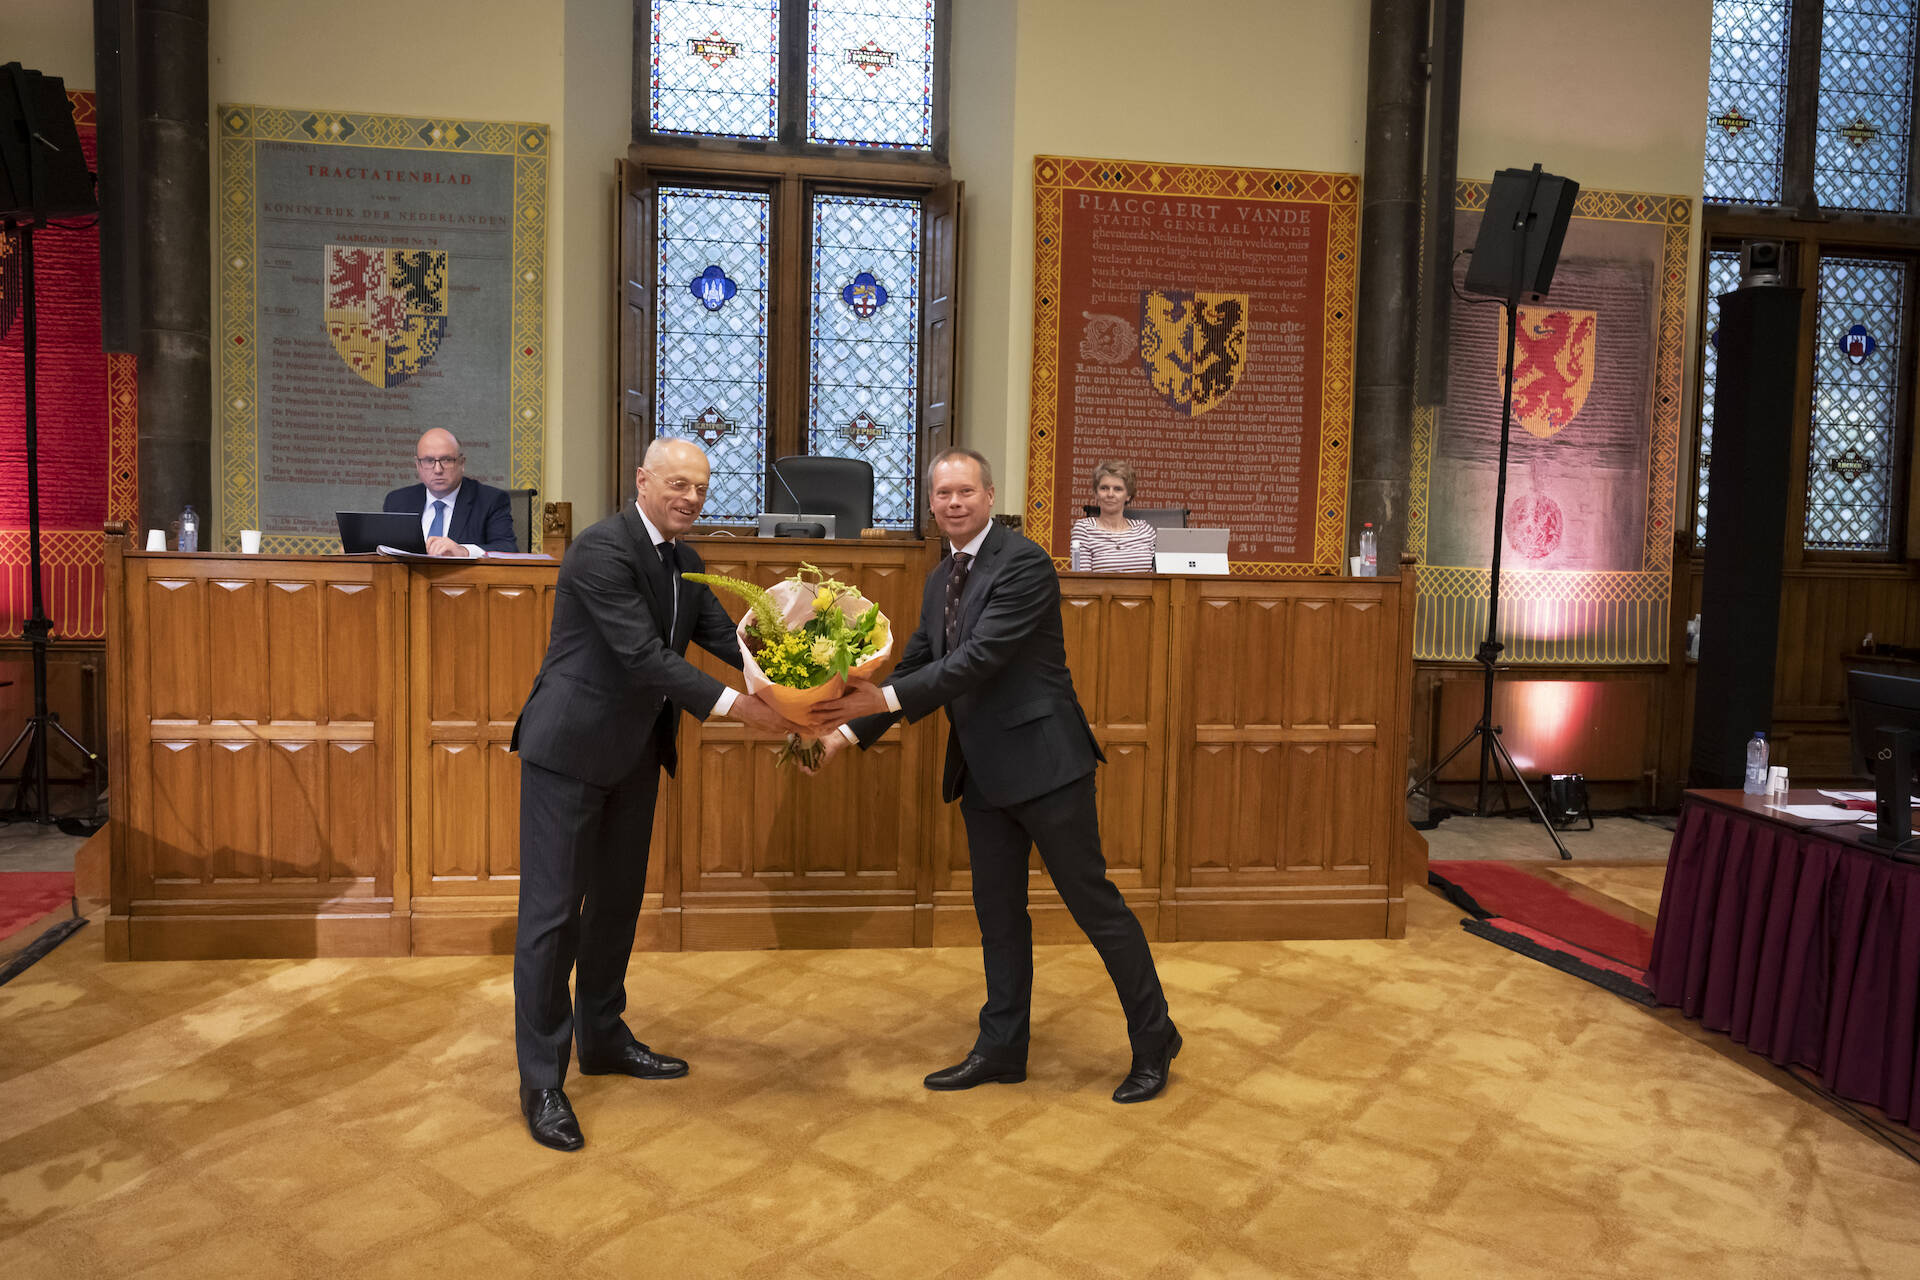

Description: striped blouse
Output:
[1069,517,1157,573]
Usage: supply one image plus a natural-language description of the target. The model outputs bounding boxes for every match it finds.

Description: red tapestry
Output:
[1026,156,1358,573]
[0,91,138,641]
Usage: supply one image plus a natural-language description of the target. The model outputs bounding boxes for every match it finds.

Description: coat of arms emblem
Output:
[324,245,450,388]
[1499,306,1597,439]
[1138,289,1249,417]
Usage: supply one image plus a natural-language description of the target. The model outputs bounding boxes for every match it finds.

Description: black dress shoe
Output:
[1113,1031,1182,1104]
[924,1052,1027,1091]
[521,1087,584,1151]
[578,1041,689,1080]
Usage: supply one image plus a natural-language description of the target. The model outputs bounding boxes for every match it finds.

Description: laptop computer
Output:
[1154,527,1231,575]
[337,511,428,555]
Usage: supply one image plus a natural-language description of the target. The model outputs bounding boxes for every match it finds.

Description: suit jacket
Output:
[511,506,742,787]
[383,477,521,553]
[852,521,1103,807]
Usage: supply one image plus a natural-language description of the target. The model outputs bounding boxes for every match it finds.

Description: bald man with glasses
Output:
[383,427,520,556]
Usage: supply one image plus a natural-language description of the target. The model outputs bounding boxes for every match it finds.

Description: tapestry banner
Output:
[215,105,547,553]
[1410,183,1690,664]
[0,90,139,641]
[1026,155,1358,573]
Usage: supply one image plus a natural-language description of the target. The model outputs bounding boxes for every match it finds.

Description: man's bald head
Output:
[413,428,466,497]
[642,436,706,471]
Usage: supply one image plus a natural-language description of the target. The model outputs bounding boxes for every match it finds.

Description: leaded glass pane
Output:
[1814,0,1919,211]
[806,0,936,149]
[808,194,922,527]
[1705,0,1790,203]
[655,186,771,523]
[1696,249,1746,544]
[649,0,780,140]
[1805,255,1907,550]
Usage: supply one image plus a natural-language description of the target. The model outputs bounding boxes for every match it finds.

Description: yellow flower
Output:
[809,637,838,665]
[812,587,837,615]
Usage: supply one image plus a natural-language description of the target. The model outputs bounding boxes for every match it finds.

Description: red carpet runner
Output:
[1428,860,1654,1002]
[0,872,75,942]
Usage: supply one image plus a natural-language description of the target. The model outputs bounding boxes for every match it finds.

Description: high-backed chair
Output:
[508,487,539,552]
[1080,503,1189,528]
[771,455,875,537]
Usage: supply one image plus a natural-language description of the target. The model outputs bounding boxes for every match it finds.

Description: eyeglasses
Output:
[416,455,463,469]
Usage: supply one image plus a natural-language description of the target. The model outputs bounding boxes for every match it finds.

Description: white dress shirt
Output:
[636,501,737,717]
[419,485,485,559]
[837,522,990,743]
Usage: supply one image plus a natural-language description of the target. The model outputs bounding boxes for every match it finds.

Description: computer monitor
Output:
[769,456,873,538]
[1846,667,1920,775]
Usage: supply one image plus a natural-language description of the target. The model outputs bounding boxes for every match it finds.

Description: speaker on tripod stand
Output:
[1406,163,1580,860]
[0,64,103,829]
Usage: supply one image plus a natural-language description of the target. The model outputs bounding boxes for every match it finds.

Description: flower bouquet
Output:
[680,563,893,767]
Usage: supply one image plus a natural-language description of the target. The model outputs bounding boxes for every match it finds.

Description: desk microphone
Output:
[768,456,803,515]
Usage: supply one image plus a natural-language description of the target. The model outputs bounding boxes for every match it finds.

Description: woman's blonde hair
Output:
[1091,459,1137,501]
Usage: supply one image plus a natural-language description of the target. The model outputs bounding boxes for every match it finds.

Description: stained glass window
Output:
[1813,0,1919,210]
[808,194,922,526]
[648,0,781,139]
[1705,0,1791,203]
[1805,255,1907,550]
[806,0,936,149]
[1695,249,1746,544]
[655,186,772,523]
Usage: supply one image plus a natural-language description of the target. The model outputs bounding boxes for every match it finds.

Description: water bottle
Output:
[178,504,199,553]
[1358,523,1378,576]
[1743,731,1769,795]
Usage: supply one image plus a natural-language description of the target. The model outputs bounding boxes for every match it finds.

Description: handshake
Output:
[724,676,890,774]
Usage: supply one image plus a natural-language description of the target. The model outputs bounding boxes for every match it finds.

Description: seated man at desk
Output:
[384,427,520,557]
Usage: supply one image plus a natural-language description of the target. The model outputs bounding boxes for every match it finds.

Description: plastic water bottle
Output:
[178,505,199,553]
[1358,523,1378,576]
[1743,731,1770,795]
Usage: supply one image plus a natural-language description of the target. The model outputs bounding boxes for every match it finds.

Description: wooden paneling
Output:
[107,546,403,959]
[105,534,1418,957]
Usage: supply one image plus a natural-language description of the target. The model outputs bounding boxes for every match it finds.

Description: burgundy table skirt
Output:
[1648,797,1920,1127]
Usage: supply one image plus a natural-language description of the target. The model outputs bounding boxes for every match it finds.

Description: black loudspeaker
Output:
[0,65,96,222]
[1463,165,1580,300]
[1690,284,1804,788]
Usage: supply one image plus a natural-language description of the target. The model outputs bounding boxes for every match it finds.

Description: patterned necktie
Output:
[944,552,973,650]
[428,500,447,539]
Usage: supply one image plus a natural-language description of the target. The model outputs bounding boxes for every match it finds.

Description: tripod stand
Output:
[1407,164,1572,860]
[1,67,102,830]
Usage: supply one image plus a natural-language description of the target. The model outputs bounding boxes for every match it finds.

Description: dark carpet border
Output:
[0,917,87,987]
[1426,869,1493,919]
[1459,916,1656,1005]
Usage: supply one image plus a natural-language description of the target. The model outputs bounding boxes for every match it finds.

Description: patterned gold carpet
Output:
[2,872,1917,1278]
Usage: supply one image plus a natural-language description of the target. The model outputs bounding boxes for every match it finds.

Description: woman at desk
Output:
[1070,460,1157,572]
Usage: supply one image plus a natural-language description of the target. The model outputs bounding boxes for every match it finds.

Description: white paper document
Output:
[1817,789,1876,801]
[377,546,553,562]
[1764,803,1872,822]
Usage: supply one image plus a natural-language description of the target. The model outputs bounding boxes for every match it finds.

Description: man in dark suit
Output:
[383,427,521,556]
[809,447,1180,1103]
[511,437,804,1151]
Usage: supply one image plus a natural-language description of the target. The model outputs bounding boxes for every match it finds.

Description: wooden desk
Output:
[104,532,1421,958]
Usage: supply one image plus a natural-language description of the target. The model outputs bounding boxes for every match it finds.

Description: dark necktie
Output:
[659,540,681,635]
[428,500,447,539]
[944,551,973,650]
